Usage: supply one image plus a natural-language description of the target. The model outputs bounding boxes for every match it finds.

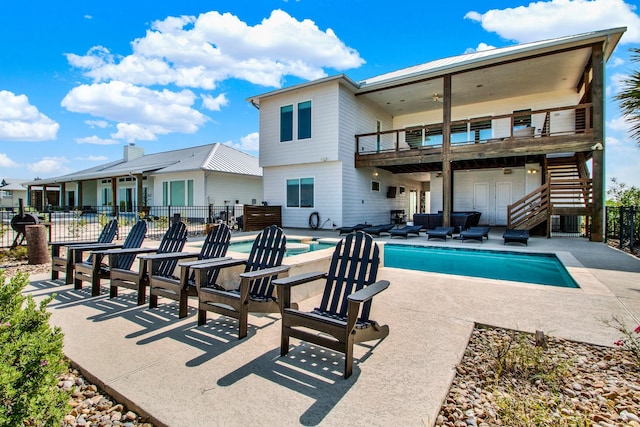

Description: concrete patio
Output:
[24,228,640,426]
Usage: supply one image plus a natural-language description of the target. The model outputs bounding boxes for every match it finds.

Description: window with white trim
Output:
[286,178,314,208]
[280,100,312,142]
[162,179,194,206]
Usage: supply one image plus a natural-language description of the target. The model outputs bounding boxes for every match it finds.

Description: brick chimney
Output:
[123,143,144,161]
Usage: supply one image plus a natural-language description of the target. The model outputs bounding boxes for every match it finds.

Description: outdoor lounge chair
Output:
[273,231,390,379]
[108,221,188,305]
[362,223,394,236]
[389,224,423,239]
[147,223,231,318]
[191,225,290,339]
[459,226,489,243]
[503,228,529,245]
[336,223,368,235]
[51,218,118,284]
[426,226,455,240]
[73,220,148,296]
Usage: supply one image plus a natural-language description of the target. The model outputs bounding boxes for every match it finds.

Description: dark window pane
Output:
[298,101,311,139]
[281,105,293,142]
[286,179,299,207]
[300,177,314,207]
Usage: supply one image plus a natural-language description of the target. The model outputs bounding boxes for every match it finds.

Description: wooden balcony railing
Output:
[355,103,593,155]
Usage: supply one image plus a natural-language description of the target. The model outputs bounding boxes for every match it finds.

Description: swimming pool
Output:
[226,238,337,257]
[384,244,579,288]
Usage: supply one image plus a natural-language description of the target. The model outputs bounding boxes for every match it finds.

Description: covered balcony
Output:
[355,103,595,173]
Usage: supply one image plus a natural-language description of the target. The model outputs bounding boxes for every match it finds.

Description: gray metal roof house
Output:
[24,143,262,218]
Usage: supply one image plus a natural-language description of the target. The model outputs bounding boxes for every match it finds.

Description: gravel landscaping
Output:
[437,326,640,426]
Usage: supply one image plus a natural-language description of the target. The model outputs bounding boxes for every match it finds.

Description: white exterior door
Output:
[496,181,512,225]
[473,182,490,225]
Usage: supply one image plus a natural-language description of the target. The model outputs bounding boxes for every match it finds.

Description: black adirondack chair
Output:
[191,224,290,339]
[147,223,231,318]
[273,231,390,378]
[73,220,148,296]
[51,218,119,283]
[108,221,188,305]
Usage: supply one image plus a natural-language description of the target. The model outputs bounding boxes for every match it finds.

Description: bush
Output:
[0,271,70,426]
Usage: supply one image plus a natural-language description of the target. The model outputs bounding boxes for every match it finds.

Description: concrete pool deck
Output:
[24,227,640,426]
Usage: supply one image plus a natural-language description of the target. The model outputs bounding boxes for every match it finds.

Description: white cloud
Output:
[607,72,628,97]
[0,153,19,167]
[201,93,228,111]
[0,90,59,141]
[85,119,109,128]
[61,81,208,141]
[608,115,633,132]
[76,135,120,145]
[223,131,260,154]
[464,42,496,54]
[240,132,259,151]
[28,156,71,175]
[112,123,161,142]
[75,155,108,161]
[66,9,364,90]
[465,0,640,44]
[610,57,625,67]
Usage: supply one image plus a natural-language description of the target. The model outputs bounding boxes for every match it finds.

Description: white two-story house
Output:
[248,27,626,241]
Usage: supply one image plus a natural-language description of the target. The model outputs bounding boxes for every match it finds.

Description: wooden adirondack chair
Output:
[73,220,148,296]
[108,221,188,305]
[191,224,290,339]
[273,231,390,378]
[147,223,231,318]
[51,218,119,283]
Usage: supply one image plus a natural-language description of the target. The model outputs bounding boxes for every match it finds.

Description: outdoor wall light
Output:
[527,169,538,174]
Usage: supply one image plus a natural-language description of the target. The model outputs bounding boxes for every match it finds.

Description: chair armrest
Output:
[99,247,157,256]
[347,280,390,303]
[178,257,232,268]
[50,239,100,247]
[139,251,200,261]
[68,243,121,251]
[273,271,326,287]
[189,257,247,271]
[239,265,290,280]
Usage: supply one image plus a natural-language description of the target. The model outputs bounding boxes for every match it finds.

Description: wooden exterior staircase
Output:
[507,154,593,236]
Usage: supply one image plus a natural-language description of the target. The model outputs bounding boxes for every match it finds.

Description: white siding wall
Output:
[204,172,262,207]
[259,81,340,168]
[429,168,531,226]
[263,162,342,229]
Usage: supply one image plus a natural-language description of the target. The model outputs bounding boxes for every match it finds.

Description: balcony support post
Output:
[591,42,605,242]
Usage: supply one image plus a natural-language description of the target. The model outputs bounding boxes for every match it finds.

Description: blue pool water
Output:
[227,239,336,257]
[384,244,579,288]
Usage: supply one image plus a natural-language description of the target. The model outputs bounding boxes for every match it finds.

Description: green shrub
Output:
[0,271,70,426]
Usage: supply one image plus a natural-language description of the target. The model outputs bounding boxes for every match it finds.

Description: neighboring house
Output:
[248,28,626,241]
[0,178,29,210]
[24,143,262,221]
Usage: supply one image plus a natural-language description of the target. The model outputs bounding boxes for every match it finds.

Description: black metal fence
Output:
[605,206,639,254]
[0,205,244,248]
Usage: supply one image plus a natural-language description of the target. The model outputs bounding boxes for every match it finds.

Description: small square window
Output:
[371,181,380,192]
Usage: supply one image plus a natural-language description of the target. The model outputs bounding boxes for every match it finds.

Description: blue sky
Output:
[2,0,640,189]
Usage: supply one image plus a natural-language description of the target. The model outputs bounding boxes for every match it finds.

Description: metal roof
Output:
[359,28,625,90]
[247,27,626,105]
[25,143,261,185]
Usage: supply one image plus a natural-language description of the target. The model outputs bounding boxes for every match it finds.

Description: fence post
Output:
[619,207,624,250]
[631,206,636,254]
